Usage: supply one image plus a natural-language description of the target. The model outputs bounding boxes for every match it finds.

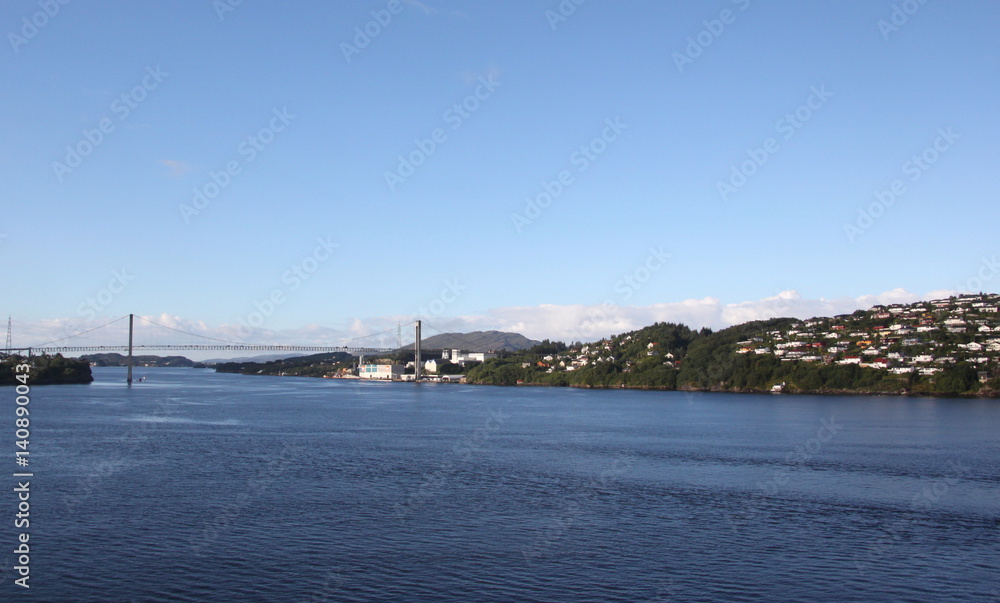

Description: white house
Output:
[424,358,450,373]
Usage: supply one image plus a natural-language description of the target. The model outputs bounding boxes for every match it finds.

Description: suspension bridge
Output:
[4,314,431,383]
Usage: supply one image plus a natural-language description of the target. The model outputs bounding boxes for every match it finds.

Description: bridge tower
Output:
[4,316,11,353]
[127,314,134,384]
[415,320,421,382]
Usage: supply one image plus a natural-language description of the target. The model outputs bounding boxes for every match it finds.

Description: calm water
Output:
[5,367,999,602]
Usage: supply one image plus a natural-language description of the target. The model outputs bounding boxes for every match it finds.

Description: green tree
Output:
[934,362,979,395]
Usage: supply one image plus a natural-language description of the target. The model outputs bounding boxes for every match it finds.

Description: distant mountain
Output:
[214,352,355,377]
[202,353,307,364]
[80,353,204,368]
[408,330,540,352]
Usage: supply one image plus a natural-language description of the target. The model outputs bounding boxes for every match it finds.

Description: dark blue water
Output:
[4,367,998,601]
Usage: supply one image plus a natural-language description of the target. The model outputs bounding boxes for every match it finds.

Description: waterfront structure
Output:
[359,364,404,380]
[442,349,497,364]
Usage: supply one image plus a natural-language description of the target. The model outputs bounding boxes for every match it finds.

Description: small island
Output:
[79,353,208,368]
[1,354,93,385]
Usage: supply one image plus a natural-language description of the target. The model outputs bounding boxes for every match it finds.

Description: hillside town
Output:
[734,293,1000,383]
[318,294,1000,395]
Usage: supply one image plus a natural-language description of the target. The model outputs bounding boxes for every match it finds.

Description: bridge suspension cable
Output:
[30,315,129,348]
[341,321,417,346]
[136,316,253,346]
[20,314,423,354]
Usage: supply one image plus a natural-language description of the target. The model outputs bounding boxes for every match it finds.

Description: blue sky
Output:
[3,0,998,350]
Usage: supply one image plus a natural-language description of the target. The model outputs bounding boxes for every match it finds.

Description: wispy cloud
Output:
[159,159,192,177]
[413,288,964,342]
[14,288,976,358]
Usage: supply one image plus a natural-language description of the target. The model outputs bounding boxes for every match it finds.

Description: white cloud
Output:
[8,288,980,358]
[159,159,192,177]
[447,287,954,342]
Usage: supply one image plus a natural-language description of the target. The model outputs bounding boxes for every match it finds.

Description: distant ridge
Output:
[407,330,540,352]
[80,353,203,368]
[202,353,307,364]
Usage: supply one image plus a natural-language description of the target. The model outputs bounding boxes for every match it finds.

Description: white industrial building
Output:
[359,364,404,380]
[441,349,497,364]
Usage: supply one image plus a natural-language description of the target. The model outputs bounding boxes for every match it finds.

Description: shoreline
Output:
[524,381,1000,399]
[208,368,999,399]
